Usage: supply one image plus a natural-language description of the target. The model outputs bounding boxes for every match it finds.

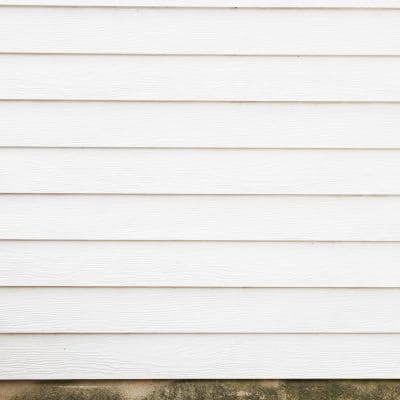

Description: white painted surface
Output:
[2,8,400,55]
[1,0,400,7]
[3,287,400,333]
[2,55,400,101]
[1,0,400,380]
[2,241,400,287]
[2,148,400,194]
[1,195,399,240]
[2,334,400,379]
[2,101,400,149]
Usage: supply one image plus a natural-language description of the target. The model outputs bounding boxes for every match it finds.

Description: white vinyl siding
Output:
[1,102,400,149]
[2,8,400,55]
[0,0,399,380]
[2,241,400,287]
[2,55,400,101]
[2,195,400,241]
[3,334,400,379]
[3,148,400,194]
[3,287,400,333]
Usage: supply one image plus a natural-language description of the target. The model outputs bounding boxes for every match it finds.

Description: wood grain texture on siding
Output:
[2,148,400,194]
[2,55,400,101]
[2,334,400,379]
[1,0,400,381]
[2,287,400,333]
[1,0,400,8]
[1,101,400,148]
[2,8,400,55]
[2,241,400,287]
[0,195,399,240]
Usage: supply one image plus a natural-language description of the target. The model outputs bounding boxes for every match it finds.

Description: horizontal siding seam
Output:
[2,5,400,9]
[2,98,400,103]
[2,54,400,57]
[3,194,400,196]
[2,239,400,242]
[3,332,400,335]
[4,147,400,150]
[2,53,400,57]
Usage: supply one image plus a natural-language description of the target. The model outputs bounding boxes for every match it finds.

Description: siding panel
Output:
[1,102,400,149]
[2,148,400,194]
[2,241,400,287]
[2,55,400,101]
[2,334,400,379]
[2,8,400,55]
[0,195,399,240]
[2,287,400,333]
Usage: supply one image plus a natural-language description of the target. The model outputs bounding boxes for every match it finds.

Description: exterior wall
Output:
[1,0,400,379]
